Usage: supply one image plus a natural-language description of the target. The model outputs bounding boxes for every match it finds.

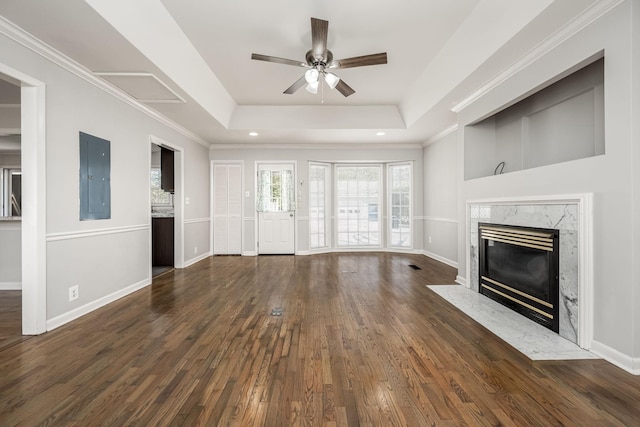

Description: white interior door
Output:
[213,163,242,254]
[257,163,295,254]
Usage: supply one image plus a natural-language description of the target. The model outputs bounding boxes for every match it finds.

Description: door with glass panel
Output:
[257,163,295,254]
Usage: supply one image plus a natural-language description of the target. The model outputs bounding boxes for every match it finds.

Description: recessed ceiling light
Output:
[376,132,386,136]
[249,132,259,136]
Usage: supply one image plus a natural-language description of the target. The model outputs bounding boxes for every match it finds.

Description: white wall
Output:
[423,130,458,267]
[0,27,210,325]
[457,1,639,370]
[0,221,20,289]
[631,0,640,364]
[210,146,424,255]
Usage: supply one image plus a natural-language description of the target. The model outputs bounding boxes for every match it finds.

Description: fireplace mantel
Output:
[465,194,593,348]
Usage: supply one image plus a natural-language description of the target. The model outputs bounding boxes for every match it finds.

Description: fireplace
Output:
[479,223,560,332]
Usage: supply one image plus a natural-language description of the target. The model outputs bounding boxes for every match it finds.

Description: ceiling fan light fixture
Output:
[306,80,319,94]
[324,72,340,89]
[304,68,319,84]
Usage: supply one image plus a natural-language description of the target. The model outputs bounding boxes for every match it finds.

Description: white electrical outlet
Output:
[69,285,79,302]
[194,246,198,254]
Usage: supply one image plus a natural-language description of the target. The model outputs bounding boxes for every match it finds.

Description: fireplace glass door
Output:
[479,223,560,332]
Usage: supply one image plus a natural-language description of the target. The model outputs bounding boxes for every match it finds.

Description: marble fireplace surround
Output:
[465,194,593,348]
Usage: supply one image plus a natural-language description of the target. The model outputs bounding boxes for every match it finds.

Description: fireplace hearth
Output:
[479,223,560,332]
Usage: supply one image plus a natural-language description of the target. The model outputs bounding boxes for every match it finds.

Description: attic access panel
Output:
[79,132,111,220]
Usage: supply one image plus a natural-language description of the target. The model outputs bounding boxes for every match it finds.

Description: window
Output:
[257,169,295,212]
[309,163,330,249]
[1,168,21,217]
[336,165,382,247]
[388,163,412,247]
[151,168,172,205]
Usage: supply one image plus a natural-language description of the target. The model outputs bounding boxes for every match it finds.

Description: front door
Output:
[257,163,295,254]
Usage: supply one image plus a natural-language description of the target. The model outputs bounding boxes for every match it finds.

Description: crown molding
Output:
[0,16,210,148]
[451,0,624,113]
[423,124,458,147]
[209,142,424,150]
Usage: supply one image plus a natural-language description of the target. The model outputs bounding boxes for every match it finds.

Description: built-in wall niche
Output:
[464,57,604,180]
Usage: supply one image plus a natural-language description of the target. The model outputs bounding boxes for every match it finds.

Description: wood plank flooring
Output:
[0,290,30,352]
[1,252,639,426]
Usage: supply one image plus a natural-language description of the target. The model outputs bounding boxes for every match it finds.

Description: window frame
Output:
[387,162,413,249]
[334,163,383,249]
[308,162,332,250]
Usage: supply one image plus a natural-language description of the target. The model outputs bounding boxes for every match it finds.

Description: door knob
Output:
[290,213,294,217]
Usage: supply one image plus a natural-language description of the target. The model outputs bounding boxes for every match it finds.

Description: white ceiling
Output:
[0,0,601,147]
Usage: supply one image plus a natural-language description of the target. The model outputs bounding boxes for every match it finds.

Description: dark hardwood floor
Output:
[0,290,30,352]
[0,253,639,426]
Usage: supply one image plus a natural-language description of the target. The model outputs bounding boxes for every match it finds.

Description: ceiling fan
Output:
[251,17,387,97]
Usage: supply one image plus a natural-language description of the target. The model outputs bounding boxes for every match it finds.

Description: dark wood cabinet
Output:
[152,217,174,267]
[160,147,174,193]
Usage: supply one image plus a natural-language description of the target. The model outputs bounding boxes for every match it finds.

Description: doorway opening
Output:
[0,62,47,336]
[0,74,23,348]
[149,135,183,278]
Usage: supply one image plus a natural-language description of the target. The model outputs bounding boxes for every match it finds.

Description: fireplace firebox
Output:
[479,223,560,332]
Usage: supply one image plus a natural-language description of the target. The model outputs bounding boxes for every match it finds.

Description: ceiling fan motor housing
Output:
[306,49,333,70]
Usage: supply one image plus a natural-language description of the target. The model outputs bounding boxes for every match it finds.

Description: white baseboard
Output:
[422,250,458,269]
[183,251,211,268]
[242,251,258,256]
[46,278,151,331]
[295,250,311,256]
[590,339,640,375]
[0,282,21,290]
[455,275,467,287]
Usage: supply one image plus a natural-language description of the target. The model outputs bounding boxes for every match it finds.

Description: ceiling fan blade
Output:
[335,79,355,97]
[311,17,329,59]
[329,52,387,69]
[283,76,307,94]
[251,53,306,67]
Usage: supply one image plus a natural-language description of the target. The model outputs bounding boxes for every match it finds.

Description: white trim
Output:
[455,275,467,287]
[423,124,458,147]
[296,216,310,221]
[46,277,151,331]
[242,251,258,256]
[465,193,593,350]
[183,251,211,268]
[0,16,209,148]
[296,250,311,256]
[0,282,21,290]
[184,218,210,225]
[451,0,624,113]
[0,128,20,135]
[424,216,459,224]
[210,143,423,150]
[590,340,640,376]
[46,224,148,241]
[93,72,186,103]
[243,217,255,222]
[19,78,47,335]
[423,250,458,269]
